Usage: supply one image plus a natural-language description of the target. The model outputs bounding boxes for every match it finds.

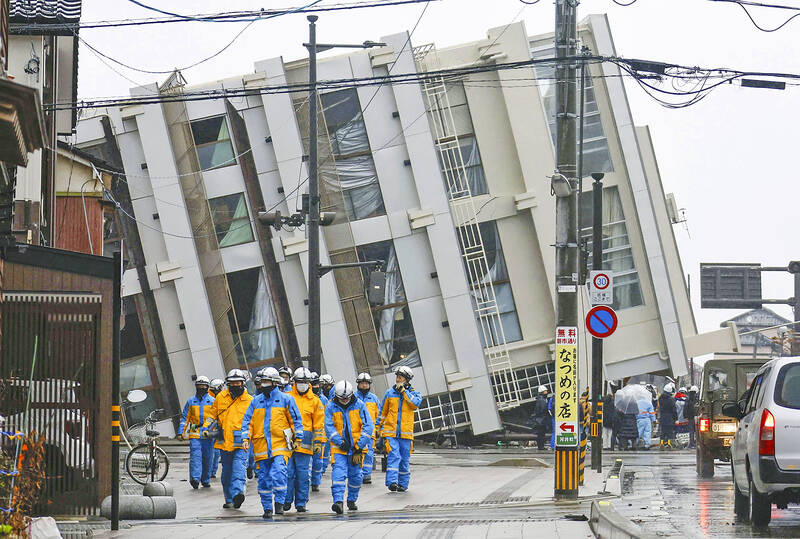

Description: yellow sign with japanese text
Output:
[555,326,578,447]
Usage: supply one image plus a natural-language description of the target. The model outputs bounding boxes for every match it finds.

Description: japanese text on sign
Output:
[555,326,578,447]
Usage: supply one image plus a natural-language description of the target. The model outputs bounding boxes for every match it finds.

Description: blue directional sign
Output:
[585,305,618,339]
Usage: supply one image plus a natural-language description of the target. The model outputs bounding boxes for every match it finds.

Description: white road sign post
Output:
[588,270,613,305]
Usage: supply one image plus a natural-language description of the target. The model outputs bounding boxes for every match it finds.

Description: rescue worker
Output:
[531,385,551,450]
[659,382,678,450]
[178,376,215,489]
[284,367,325,512]
[278,366,293,393]
[241,367,303,518]
[686,385,699,449]
[325,380,374,514]
[202,369,252,509]
[319,374,335,476]
[310,371,328,492]
[635,391,655,450]
[355,372,380,484]
[378,365,422,493]
[208,378,225,478]
[246,370,262,480]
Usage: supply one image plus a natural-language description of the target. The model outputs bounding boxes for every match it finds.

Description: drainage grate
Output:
[405,496,531,510]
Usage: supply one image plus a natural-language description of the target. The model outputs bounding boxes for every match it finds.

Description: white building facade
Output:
[77,15,696,435]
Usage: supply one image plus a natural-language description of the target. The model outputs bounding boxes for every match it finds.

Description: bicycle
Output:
[124,409,170,485]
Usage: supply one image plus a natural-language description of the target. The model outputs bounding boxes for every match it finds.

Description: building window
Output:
[190,115,236,171]
[531,43,613,175]
[120,296,161,424]
[429,82,488,197]
[579,186,643,310]
[356,240,420,369]
[320,89,385,220]
[459,221,522,346]
[227,267,282,373]
[414,390,470,435]
[208,192,254,247]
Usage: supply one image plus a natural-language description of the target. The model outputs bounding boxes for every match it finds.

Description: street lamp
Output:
[304,15,385,374]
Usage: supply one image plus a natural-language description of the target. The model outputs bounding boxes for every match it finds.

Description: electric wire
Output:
[10,1,438,31]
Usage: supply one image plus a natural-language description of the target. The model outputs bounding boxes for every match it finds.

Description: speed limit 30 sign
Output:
[588,270,613,305]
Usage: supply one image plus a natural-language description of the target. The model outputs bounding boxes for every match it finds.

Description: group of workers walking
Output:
[178,364,422,518]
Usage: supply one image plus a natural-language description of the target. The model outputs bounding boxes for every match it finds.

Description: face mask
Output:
[229,385,245,399]
[358,387,369,396]
[261,384,274,396]
[312,386,320,395]
[337,396,351,407]
[297,383,310,394]
[196,387,208,398]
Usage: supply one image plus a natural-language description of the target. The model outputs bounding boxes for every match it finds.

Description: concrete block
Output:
[100,495,177,520]
[143,481,174,497]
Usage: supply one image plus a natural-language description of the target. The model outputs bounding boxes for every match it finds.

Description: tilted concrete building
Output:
[76,15,696,435]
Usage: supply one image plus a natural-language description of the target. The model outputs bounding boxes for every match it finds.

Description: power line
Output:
[611,0,800,31]
[10,0,438,31]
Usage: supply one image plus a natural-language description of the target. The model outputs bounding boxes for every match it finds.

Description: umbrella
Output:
[614,384,653,415]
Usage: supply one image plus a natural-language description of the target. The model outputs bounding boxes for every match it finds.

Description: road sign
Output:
[588,270,613,305]
[700,263,762,309]
[585,305,618,339]
[555,327,578,448]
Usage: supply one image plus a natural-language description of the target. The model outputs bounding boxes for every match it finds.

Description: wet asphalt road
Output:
[616,449,800,537]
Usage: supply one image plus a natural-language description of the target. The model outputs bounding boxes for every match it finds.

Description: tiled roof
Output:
[9,0,82,23]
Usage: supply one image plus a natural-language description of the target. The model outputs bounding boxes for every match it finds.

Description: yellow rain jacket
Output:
[204,388,253,452]
[325,397,373,456]
[241,389,303,462]
[379,385,422,440]
[178,393,214,440]
[288,385,325,455]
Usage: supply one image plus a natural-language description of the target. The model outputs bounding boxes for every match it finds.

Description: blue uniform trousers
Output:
[385,437,412,489]
[285,452,312,508]
[636,417,652,448]
[255,456,288,510]
[322,441,331,473]
[362,441,375,479]
[331,452,362,503]
[248,445,255,472]
[189,438,214,484]
[220,449,247,503]
[210,447,220,477]
[311,448,324,486]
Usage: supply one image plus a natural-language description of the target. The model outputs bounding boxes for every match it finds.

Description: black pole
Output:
[306,15,321,374]
[793,267,800,356]
[591,178,603,473]
[111,250,121,530]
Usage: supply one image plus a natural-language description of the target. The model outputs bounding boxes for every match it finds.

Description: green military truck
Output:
[696,358,766,477]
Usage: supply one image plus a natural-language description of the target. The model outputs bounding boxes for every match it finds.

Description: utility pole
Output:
[306,15,322,374]
[591,173,603,473]
[553,0,580,501]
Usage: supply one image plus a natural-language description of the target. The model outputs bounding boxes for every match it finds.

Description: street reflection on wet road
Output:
[617,451,800,537]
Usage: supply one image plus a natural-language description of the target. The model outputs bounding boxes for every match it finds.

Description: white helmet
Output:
[226,369,246,383]
[538,385,548,394]
[663,382,675,394]
[690,385,699,392]
[394,365,414,381]
[356,372,372,384]
[260,367,282,384]
[293,367,312,382]
[209,378,224,392]
[678,387,686,393]
[319,374,335,387]
[195,375,210,386]
[334,380,354,400]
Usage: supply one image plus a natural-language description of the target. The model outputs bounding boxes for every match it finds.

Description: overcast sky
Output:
[75,0,799,334]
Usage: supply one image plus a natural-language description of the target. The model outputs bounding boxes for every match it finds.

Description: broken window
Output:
[190,115,236,171]
[208,192,254,247]
[356,240,420,369]
[320,89,386,220]
[579,186,643,310]
[531,42,613,175]
[429,82,488,197]
[459,221,522,346]
[226,267,282,370]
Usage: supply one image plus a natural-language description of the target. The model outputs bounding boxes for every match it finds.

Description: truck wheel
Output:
[696,446,714,478]
[748,475,771,527]
[732,463,748,519]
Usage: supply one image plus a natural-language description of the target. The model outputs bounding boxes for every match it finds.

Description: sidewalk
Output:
[96,449,608,538]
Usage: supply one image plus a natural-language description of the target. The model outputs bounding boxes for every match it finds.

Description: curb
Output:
[589,500,654,539]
